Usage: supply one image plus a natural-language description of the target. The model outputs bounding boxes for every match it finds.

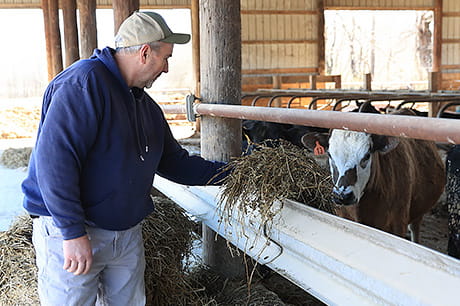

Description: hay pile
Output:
[0,195,210,306]
[0,214,38,305]
[0,147,32,169]
[144,194,208,305]
[218,139,335,233]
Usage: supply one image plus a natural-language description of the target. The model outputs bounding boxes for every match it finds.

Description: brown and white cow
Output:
[301,116,445,242]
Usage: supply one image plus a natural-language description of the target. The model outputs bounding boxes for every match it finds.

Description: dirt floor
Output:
[0,100,452,305]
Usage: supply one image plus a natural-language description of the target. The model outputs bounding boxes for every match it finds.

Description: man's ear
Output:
[139,44,150,63]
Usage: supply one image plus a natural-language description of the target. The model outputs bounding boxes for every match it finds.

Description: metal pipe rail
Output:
[161,103,460,144]
[258,88,460,99]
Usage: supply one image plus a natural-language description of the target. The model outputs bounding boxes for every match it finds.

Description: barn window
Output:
[325,10,433,91]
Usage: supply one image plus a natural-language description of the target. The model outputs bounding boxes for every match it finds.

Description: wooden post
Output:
[191,0,200,96]
[112,0,139,34]
[309,75,317,90]
[272,75,282,107]
[364,73,372,91]
[432,0,442,74]
[62,0,80,67]
[42,0,54,81]
[200,0,244,278]
[43,0,63,78]
[191,0,201,132]
[78,0,97,59]
[317,0,325,74]
[429,71,441,117]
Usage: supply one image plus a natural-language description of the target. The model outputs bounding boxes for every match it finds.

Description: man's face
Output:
[141,42,173,89]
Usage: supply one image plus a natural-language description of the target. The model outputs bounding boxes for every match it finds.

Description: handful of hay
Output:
[217,140,335,232]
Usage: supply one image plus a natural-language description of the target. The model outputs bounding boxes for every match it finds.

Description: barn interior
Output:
[1,0,460,305]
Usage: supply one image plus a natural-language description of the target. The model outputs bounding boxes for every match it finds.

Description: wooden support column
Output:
[112,0,139,34]
[42,0,53,81]
[78,0,97,59]
[317,0,325,74]
[62,0,79,67]
[309,75,317,90]
[42,0,63,79]
[191,0,201,132]
[364,73,372,91]
[432,0,442,74]
[429,71,441,117]
[200,0,244,278]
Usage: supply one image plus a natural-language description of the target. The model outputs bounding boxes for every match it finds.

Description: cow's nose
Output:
[332,190,356,205]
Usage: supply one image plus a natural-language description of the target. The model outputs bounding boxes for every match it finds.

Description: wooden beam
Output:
[62,0,79,67]
[200,0,244,279]
[112,0,139,34]
[364,73,372,91]
[242,67,318,75]
[78,0,97,59]
[432,0,442,73]
[241,10,318,15]
[48,0,63,77]
[191,0,200,95]
[324,6,434,11]
[429,71,441,117]
[317,0,325,75]
[41,0,53,81]
[242,39,318,44]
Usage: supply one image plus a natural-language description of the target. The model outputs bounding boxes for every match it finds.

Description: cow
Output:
[301,109,446,242]
[242,119,328,154]
[445,144,460,259]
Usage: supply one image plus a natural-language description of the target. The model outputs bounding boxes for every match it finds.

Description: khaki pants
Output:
[32,216,146,306]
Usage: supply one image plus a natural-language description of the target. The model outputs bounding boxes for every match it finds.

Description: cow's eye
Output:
[360,153,371,168]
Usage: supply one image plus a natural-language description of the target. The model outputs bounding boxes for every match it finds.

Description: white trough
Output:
[153,175,460,305]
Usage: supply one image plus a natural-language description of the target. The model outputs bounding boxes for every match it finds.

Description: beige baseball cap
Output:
[115,11,191,48]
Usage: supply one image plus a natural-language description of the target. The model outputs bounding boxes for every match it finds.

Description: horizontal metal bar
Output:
[153,176,460,306]
[160,103,460,144]
[193,104,460,144]
[257,89,460,98]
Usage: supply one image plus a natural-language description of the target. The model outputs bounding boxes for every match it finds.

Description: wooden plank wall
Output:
[240,0,325,94]
[241,0,319,74]
[441,0,460,90]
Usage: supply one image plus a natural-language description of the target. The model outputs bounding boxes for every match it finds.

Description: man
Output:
[22,11,227,305]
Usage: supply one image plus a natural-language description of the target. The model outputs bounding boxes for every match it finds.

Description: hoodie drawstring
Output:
[132,91,149,162]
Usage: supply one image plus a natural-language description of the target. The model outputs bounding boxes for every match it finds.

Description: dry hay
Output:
[217,139,335,235]
[144,194,210,305]
[0,214,38,306]
[0,147,32,169]
[186,266,286,306]
[0,194,210,306]
[0,106,40,139]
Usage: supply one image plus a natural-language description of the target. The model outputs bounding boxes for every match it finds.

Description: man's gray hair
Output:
[115,41,162,55]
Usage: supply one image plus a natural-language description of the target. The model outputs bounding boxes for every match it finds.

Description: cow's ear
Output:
[301,132,330,153]
[371,134,399,154]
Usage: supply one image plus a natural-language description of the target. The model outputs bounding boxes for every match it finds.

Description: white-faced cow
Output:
[301,111,445,242]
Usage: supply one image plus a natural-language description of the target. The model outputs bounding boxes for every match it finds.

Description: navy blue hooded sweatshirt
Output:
[22,47,227,240]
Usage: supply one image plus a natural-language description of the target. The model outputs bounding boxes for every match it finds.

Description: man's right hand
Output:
[62,235,93,275]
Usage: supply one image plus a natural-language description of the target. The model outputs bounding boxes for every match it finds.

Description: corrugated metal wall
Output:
[241,0,319,74]
[0,0,190,8]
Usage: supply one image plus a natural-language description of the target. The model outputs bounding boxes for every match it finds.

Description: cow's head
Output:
[301,130,399,205]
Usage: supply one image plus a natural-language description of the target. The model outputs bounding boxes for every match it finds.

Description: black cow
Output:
[242,120,328,153]
[446,145,460,259]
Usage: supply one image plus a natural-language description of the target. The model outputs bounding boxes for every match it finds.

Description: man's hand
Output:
[62,235,93,275]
